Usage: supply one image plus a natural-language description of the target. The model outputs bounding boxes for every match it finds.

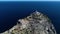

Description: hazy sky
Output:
[0,0,60,1]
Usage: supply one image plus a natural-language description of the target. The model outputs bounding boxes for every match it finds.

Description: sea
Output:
[0,1,60,34]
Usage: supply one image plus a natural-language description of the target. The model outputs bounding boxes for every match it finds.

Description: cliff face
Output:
[1,11,57,34]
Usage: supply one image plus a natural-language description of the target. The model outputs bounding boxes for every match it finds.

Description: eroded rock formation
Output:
[1,11,57,34]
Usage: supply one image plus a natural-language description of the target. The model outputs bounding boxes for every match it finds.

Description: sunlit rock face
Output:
[1,11,57,34]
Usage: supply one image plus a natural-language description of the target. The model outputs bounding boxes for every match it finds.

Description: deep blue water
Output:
[0,1,60,34]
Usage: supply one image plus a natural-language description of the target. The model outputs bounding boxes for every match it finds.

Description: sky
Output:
[0,0,60,1]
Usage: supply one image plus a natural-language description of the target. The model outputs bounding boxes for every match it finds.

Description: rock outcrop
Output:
[1,11,57,34]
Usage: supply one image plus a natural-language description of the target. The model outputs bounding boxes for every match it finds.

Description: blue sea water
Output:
[0,1,60,34]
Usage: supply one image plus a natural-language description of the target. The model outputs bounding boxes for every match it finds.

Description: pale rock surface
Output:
[1,11,57,34]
